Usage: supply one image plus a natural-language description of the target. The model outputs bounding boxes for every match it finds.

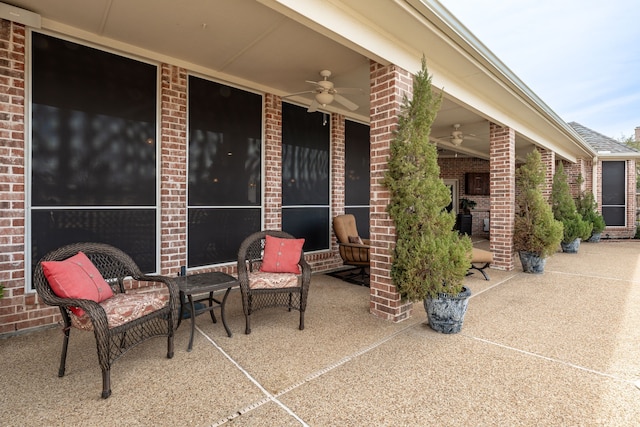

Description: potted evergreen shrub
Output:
[383,57,472,334]
[551,163,592,253]
[513,150,563,273]
[575,174,606,242]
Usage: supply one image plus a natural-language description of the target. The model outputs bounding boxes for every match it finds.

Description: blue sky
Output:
[439,0,640,140]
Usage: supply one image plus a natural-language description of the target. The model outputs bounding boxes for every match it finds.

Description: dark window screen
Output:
[344,120,370,238]
[188,208,261,266]
[282,208,330,251]
[281,103,330,250]
[32,209,156,273]
[30,33,158,276]
[187,77,263,266]
[601,161,626,226]
[345,120,370,206]
[31,33,157,207]
[188,76,262,206]
[282,103,330,205]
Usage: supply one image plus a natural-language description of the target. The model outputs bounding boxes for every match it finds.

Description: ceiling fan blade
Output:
[334,87,363,95]
[334,94,358,111]
[307,99,320,113]
[305,80,320,86]
[282,90,315,98]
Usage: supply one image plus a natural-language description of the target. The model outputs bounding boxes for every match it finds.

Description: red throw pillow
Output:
[260,235,305,274]
[42,251,114,316]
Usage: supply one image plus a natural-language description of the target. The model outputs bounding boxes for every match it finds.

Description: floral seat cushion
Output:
[248,271,299,289]
[70,288,169,331]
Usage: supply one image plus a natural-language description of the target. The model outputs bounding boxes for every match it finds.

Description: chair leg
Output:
[299,310,305,331]
[58,326,70,377]
[167,334,174,359]
[101,369,112,399]
[245,314,251,335]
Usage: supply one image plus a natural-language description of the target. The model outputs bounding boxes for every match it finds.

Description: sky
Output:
[439,0,640,140]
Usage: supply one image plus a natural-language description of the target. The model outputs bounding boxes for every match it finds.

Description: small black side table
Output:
[174,271,238,351]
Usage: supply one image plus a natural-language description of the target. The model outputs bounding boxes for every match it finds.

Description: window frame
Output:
[26,30,162,290]
[186,73,265,268]
[281,102,332,253]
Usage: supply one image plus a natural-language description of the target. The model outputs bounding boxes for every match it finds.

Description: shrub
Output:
[513,150,563,258]
[383,57,472,301]
[551,163,592,243]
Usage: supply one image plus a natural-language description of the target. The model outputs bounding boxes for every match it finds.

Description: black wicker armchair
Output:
[237,230,311,334]
[33,242,179,399]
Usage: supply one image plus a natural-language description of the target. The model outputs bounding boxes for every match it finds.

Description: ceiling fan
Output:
[285,70,362,113]
[439,124,479,146]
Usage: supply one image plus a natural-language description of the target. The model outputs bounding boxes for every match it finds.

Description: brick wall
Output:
[159,64,188,276]
[263,93,282,231]
[0,23,341,335]
[488,123,515,270]
[368,61,413,322]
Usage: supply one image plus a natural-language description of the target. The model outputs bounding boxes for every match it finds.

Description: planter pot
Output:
[518,251,546,274]
[423,286,471,334]
[561,238,581,253]
[587,232,601,243]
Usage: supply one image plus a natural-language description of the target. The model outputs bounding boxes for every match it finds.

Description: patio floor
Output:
[2,239,640,426]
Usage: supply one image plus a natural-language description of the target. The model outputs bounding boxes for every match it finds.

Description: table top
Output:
[174,271,238,294]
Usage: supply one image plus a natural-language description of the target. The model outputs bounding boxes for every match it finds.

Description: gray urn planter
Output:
[423,286,471,334]
[587,232,601,243]
[561,238,581,253]
[518,251,546,274]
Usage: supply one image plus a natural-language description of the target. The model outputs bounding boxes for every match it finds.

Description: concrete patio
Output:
[2,239,640,426]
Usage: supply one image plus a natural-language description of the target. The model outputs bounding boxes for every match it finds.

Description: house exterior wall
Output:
[0,19,632,334]
[0,21,343,335]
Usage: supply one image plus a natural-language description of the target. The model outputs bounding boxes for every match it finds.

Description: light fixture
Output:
[315,91,334,106]
[451,136,463,146]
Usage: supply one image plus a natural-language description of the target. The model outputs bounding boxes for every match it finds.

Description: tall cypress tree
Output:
[383,57,471,301]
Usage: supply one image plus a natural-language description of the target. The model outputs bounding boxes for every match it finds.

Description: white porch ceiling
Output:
[6,0,593,161]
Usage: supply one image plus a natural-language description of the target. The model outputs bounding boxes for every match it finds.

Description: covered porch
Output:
[3,239,640,425]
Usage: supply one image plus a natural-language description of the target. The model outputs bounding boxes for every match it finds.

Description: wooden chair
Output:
[332,214,370,284]
[236,230,311,334]
[33,242,179,398]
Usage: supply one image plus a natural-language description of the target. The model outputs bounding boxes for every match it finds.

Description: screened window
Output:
[601,161,626,226]
[344,120,370,238]
[188,76,262,266]
[282,103,330,251]
[30,33,158,274]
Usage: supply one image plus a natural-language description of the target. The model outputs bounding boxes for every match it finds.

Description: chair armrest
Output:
[134,274,180,324]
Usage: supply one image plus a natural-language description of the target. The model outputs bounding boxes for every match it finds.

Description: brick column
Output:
[264,93,282,230]
[331,113,346,252]
[369,61,413,322]
[0,20,44,333]
[159,64,187,275]
[489,123,516,271]
[537,148,555,201]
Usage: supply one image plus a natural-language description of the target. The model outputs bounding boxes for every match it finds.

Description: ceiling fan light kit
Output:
[285,69,361,113]
[315,91,334,106]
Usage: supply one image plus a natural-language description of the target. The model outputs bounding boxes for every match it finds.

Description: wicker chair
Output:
[236,230,311,334]
[332,214,370,284]
[33,242,179,399]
